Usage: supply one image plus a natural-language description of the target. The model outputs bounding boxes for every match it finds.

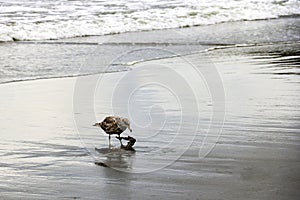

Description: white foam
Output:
[0,0,299,41]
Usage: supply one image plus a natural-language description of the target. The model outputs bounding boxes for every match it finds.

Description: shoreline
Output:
[1,40,299,86]
[0,40,300,85]
[1,16,299,85]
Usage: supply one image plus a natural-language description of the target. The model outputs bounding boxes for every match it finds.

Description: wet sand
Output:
[1,18,300,199]
[0,41,300,199]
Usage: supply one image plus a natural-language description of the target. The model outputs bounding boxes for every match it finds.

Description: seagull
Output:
[93,116,132,147]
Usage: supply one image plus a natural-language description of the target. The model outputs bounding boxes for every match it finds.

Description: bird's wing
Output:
[115,118,127,131]
[103,121,122,134]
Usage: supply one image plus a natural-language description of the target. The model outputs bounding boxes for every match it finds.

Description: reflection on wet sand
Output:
[95,147,136,169]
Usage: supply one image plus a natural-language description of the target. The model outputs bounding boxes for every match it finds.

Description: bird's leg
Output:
[109,135,111,148]
[118,134,123,147]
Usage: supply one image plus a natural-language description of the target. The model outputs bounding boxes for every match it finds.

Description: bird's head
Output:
[122,118,132,132]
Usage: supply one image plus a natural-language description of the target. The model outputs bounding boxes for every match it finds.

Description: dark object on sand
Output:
[93,116,132,146]
[94,161,109,167]
[116,136,136,151]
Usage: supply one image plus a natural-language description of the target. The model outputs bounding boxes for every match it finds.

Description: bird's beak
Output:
[93,123,97,126]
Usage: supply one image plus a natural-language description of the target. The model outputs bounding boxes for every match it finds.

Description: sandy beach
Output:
[1,17,300,199]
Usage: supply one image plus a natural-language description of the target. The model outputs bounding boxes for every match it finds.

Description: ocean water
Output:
[0,0,299,41]
[0,1,299,84]
[0,16,299,84]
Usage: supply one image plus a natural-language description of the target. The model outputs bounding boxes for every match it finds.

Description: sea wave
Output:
[0,0,299,41]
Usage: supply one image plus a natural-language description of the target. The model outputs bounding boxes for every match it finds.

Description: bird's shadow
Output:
[94,147,135,169]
